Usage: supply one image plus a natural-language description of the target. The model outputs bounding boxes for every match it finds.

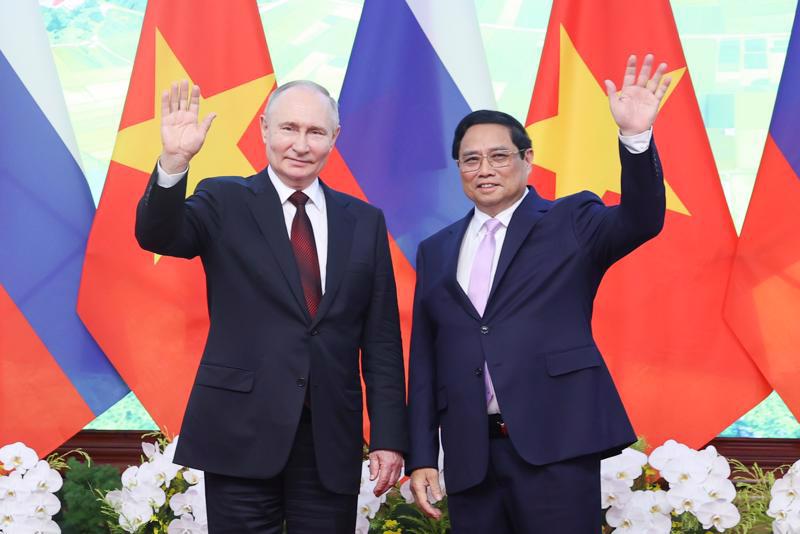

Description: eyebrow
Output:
[461,146,514,155]
[277,121,329,134]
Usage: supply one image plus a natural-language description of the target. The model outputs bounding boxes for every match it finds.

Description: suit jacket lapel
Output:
[487,187,550,306]
[311,182,355,328]
[444,210,481,321]
[246,169,311,322]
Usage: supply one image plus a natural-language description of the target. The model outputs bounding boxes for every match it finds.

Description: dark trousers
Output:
[204,410,357,533]
[447,436,601,534]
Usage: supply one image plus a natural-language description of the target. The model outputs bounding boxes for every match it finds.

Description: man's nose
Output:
[476,156,494,177]
[292,134,310,153]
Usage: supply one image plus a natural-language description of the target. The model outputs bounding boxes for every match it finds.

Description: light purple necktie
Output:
[467,218,502,408]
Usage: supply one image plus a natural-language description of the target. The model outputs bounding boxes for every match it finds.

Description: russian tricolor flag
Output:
[335,0,496,263]
[0,3,128,455]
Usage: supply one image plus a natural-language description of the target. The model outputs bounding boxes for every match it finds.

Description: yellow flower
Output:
[383,520,399,528]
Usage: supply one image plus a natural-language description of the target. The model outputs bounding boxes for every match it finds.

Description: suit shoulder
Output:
[196,175,250,190]
[327,188,382,218]
[418,218,466,251]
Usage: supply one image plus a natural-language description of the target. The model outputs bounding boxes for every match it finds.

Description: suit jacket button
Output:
[480,325,489,335]
[296,378,306,387]
[310,329,319,336]
[474,368,483,376]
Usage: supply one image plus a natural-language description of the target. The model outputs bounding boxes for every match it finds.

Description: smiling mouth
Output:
[477,183,499,189]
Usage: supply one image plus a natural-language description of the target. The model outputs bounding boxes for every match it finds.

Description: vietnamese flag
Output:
[78,1,275,434]
[526,0,770,448]
[724,6,800,419]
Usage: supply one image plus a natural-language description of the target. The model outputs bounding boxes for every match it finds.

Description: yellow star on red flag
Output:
[527,25,689,215]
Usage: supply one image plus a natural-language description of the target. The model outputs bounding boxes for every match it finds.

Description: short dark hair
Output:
[451,110,532,160]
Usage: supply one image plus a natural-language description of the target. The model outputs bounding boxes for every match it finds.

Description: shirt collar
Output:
[267,166,325,211]
[470,188,529,236]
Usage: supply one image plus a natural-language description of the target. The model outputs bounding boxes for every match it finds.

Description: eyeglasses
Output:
[457,149,526,173]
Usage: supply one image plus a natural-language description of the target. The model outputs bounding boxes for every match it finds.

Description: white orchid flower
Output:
[648,440,692,471]
[169,491,193,516]
[22,461,62,493]
[773,476,800,501]
[120,466,139,490]
[659,453,709,486]
[27,490,61,519]
[768,492,800,520]
[695,499,740,531]
[129,482,166,510]
[105,489,124,512]
[773,512,800,534]
[141,442,158,460]
[602,448,648,488]
[4,516,61,533]
[399,478,414,503]
[168,514,203,534]
[139,457,181,489]
[356,490,381,519]
[0,443,38,474]
[163,438,179,464]
[601,477,633,509]
[354,513,371,534]
[702,476,736,502]
[605,500,652,532]
[666,482,708,514]
[118,499,153,533]
[182,468,203,485]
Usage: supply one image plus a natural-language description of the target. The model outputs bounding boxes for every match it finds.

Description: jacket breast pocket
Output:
[545,346,602,377]
[195,363,254,393]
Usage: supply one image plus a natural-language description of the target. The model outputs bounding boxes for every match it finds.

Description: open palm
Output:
[604,54,671,136]
[160,80,216,173]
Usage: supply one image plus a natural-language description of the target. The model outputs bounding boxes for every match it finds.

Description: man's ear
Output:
[330,124,342,148]
[259,114,268,143]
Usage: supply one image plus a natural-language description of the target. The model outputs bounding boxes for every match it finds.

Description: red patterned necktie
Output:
[288,191,322,318]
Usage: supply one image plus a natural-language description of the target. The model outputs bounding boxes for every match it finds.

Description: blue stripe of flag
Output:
[337,0,474,265]
[768,3,800,179]
[0,51,128,415]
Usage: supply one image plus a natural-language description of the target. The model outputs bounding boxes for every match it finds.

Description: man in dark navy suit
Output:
[136,80,407,533]
[406,55,671,532]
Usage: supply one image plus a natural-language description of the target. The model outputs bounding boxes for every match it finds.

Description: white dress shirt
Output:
[455,129,652,414]
[156,164,329,292]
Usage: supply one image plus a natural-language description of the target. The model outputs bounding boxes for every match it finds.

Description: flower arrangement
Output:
[0,442,63,533]
[601,440,743,533]
[767,458,800,532]
[101,435,206,534]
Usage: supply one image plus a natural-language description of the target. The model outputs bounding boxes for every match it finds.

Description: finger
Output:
[189,85,201,115]
[387,464,402,488]
[368,455,379,481]
[428,472,443,501]
[161,90,170,118]
[648,62,668,92]
[200,113,217,136]
[622,54,637,88]
[604,80,618,98]
[411,481,434,514]
[179,80,189,111]
[654,76,672,102]
[169,82,179,114]
[413,485,441,519]
[636,53,654,87]
[373,465,392,496]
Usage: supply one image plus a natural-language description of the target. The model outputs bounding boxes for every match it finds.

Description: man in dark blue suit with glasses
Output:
[406,55,671,533]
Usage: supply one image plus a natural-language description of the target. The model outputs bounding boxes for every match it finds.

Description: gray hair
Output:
[265,80,340,129]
